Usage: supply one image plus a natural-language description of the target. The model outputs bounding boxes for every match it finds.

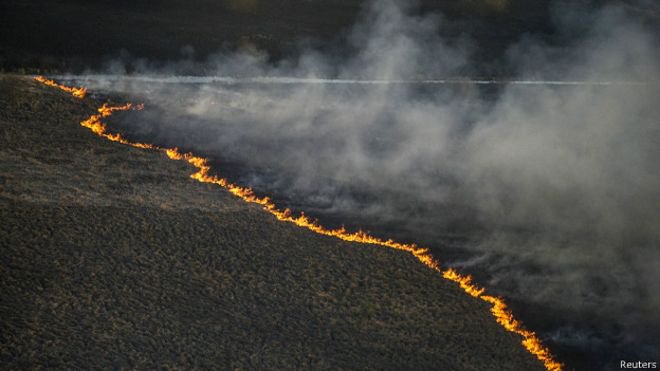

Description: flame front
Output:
[35,76,562,371]
[34,76,87,98]
[79,103,153,148]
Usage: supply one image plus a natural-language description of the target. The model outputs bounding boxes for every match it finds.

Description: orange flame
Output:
[79,103,153,148]
[34,76,87,98]
[480,295,562,371]
[35,77,562,371]
[443,269,562,371]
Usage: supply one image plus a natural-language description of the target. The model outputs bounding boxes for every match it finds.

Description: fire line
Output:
[34,76,88,98]
[35,76,563,371]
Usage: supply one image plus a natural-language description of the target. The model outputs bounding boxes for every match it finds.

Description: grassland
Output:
[0,75,546,369]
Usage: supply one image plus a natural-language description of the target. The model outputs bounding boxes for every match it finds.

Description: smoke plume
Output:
[60,0,660,367]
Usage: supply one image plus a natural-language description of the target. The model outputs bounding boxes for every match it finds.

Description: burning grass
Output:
[37,75,562,371]
[0,75,554,370]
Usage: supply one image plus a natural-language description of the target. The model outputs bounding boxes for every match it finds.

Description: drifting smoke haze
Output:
[59,0,659,367]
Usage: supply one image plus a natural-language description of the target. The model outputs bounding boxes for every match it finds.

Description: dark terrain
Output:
[2,0,658,369]
[1,0,563,75]
[0,75,546,369]
[3,0,656,75]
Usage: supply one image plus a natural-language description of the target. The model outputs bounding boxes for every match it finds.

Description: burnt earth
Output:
[0,75,543,370]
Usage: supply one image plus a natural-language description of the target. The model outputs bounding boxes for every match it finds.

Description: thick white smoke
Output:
[57,0,660,367]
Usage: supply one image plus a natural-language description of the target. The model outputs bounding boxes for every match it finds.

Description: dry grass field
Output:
[0,75,544,369]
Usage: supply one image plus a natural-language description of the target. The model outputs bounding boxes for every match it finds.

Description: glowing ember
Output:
[35,76,562,371]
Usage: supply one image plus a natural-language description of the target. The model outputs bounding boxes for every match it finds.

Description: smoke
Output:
[61,0,659,366]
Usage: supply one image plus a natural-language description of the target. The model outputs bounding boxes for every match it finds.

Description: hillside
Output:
[0,75,544,369]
